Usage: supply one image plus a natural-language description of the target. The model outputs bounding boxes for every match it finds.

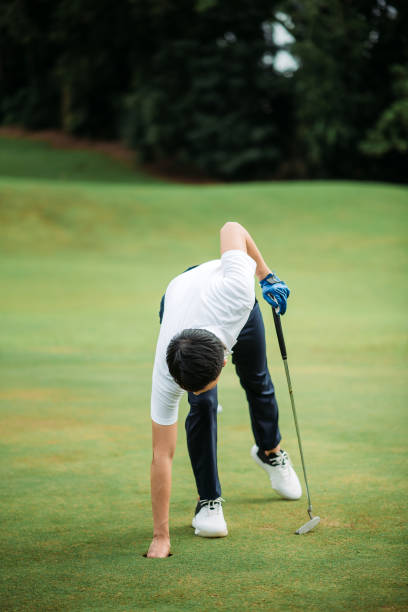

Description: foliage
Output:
[122,1,294,179]
[360,64,408,156]
[0,0,407,180]
[0,1,60,128]
[285,0,408,179]
[0,0,139,137]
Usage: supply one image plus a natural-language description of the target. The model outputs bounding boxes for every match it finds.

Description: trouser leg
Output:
[185,387,221,500]
[232,301,281,450]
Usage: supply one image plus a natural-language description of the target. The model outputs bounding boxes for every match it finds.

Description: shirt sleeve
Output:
[151,355,185,425]
[220,249,257,310]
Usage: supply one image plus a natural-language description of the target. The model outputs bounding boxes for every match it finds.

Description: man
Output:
[147,221,301,558]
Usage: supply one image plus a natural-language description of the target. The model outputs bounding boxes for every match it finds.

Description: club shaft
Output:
[282,358,313,518]
[271,308,315,519]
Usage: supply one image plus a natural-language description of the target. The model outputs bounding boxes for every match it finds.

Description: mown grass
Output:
[0,137,407,610]
[0,136,160,184]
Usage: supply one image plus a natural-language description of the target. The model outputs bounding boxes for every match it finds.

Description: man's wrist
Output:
[153,527,170,538]
[153,532,170,541]
[257,267,271,282]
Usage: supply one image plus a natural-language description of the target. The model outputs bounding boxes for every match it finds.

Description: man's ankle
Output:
[264,444,281,456]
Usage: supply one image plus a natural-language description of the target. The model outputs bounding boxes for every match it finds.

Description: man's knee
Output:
[239,370,274,396]
[187,389,218,414]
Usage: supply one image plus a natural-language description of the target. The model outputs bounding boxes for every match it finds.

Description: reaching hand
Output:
[146,536,171,558]
[260,272,290,315]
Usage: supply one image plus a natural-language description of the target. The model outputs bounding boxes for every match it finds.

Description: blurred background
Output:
[0,0,407,182]
[1,2,407,610]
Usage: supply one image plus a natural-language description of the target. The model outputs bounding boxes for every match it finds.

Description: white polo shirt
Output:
[151,249,257,425]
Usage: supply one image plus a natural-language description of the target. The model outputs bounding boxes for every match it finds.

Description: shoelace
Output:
[199,497,225,513]
[267,450,289,468]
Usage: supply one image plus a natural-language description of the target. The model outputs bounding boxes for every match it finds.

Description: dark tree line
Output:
[1,0,407,181]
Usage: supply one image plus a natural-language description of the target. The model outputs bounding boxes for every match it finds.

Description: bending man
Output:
[147,222,301,558]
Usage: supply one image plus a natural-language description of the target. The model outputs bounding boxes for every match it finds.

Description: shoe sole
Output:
[251,445,302,500]
[192,517,228,538]
[194,527,228,537]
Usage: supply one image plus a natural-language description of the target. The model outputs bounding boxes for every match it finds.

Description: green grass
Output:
[0,136,160,183]
[0,139,407,611]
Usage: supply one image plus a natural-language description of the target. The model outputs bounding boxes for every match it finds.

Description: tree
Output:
[0,0,143,137]
[0,0,60,128]
[122,0,295,179]
[1,0,406,181]
[285,0,408,180]
[360,64,408,153]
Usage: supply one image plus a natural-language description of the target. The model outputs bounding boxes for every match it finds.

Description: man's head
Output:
[166,329,226,394]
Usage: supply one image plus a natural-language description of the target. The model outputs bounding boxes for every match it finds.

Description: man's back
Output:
[151,250,256,425]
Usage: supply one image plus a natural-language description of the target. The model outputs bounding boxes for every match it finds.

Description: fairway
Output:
[0,138,407,610]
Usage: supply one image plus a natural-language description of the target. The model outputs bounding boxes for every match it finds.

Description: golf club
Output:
[272,307,320,535]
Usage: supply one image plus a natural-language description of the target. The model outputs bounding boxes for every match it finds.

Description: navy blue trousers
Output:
[159,295,281,500]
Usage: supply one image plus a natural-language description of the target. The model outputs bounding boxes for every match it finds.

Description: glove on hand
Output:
[260,272,290,315]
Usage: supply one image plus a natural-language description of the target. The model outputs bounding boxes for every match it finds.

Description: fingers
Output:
[273,295,286,314]
[265,292,279,307]
[264,289,288,314]
[261,279,290,314]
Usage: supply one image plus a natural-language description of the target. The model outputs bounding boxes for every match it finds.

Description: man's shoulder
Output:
[167,259,220,290]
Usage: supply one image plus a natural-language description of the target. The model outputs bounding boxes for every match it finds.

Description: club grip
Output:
[272,307,287,359]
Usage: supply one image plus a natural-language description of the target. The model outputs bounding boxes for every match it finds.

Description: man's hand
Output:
[260,272,290,315]
[147,535,171,558]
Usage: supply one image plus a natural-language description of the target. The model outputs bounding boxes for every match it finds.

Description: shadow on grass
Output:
[228,495,285,505]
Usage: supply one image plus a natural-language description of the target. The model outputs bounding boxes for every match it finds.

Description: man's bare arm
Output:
[147,420,177,558]
[220,222,270,281]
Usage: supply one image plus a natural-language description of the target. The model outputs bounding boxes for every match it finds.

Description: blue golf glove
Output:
[260,272,290,315]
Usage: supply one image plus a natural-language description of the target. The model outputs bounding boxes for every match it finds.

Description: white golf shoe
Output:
[192,497,228,538]
[251,445,302,500]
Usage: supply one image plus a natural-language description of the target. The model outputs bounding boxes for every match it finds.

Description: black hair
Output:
[166,329,225,392]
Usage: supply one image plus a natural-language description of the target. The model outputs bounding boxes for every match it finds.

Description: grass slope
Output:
[0,139,407,611]
[0,136,160,184]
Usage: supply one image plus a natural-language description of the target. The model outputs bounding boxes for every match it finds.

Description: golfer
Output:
[147,222,301,558]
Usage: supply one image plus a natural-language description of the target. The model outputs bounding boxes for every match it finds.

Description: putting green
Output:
[0,138,407,610]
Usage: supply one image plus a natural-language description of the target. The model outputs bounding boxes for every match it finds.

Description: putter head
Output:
[295,516,320,535]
